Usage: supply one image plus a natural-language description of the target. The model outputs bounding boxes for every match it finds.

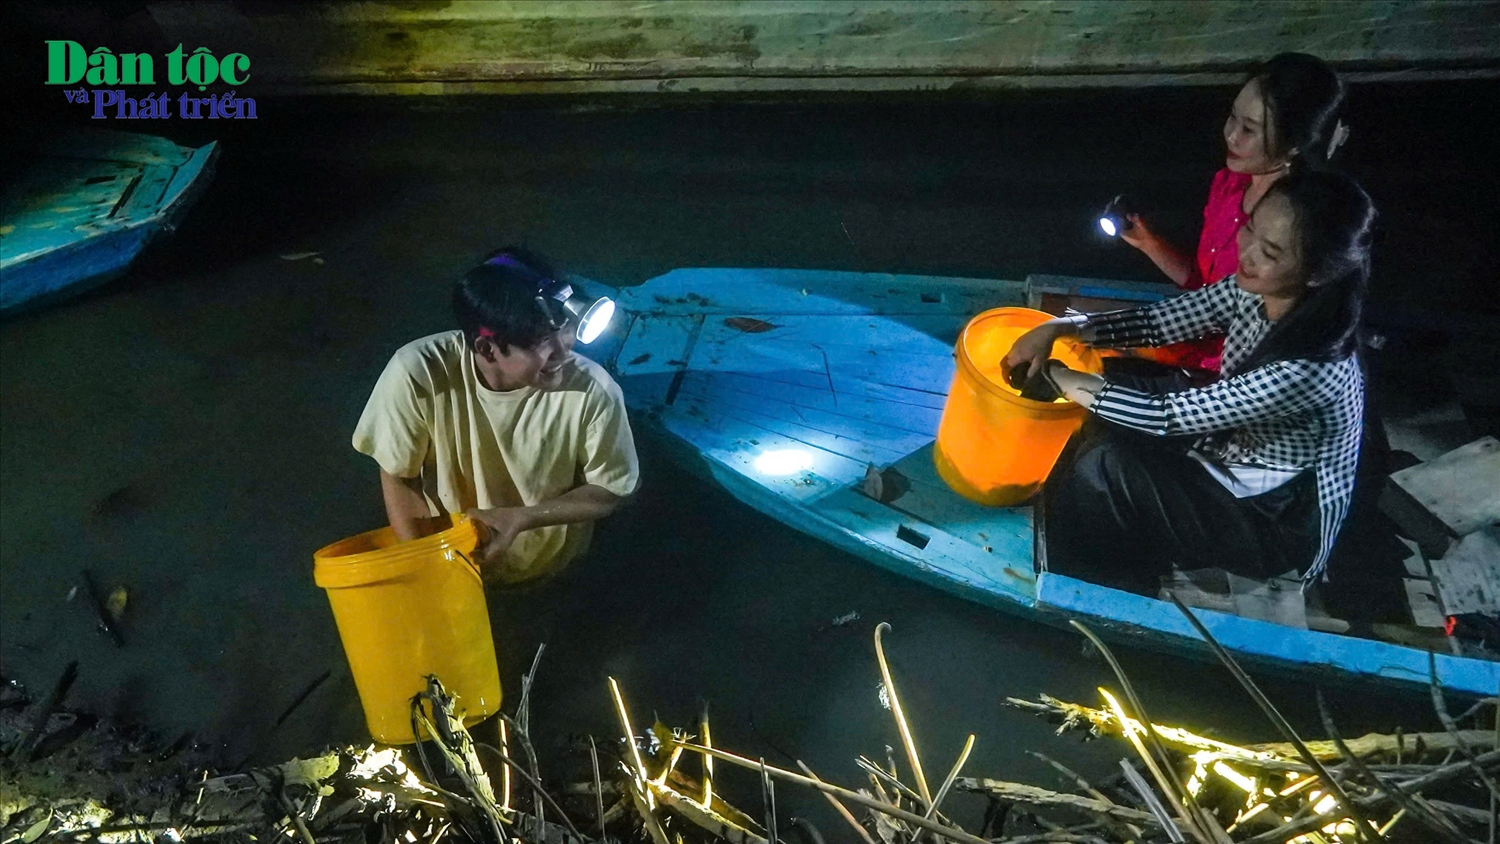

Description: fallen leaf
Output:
[105,586,128,622]
[724,317,778,334]
[20,808,54,844]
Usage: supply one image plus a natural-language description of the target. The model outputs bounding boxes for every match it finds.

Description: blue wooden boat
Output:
[0,130,219,315]
[591,267,1500,696]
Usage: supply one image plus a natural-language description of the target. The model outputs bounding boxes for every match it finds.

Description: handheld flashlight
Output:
[1097,194,1137,238]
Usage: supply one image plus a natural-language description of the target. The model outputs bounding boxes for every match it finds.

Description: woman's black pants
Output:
[1042,361,1319,596]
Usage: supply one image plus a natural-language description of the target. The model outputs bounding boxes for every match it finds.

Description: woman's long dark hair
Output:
[1252,53,1346,168]
[1236,169,1375,372]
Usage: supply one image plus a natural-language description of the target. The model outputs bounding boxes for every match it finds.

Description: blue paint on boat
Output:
[594,267,1500,696]
[0,130,219,315]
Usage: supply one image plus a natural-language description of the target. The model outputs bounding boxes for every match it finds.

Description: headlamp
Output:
[484,254,616,344]
[1097,194,1136,238]
[537,278,616,345]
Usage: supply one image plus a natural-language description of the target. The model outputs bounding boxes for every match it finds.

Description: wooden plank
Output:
[610,313,702,408]
[616,314,702,376]
[691,317,958,401]
[656,403,869,501]
[1404,578,1447,628]
[695,312,969,352]
[1429,527,1500,616]
[1389,436,1500,538]
[116,164,178,222]
[810,488,1035,599]
[875,443,1036,555]
[886,473,1035,559]
[676,391,910,467]
[683,349,951,410]
[0,161,139,262]
[155,141,219,217]
[678,375,936,458]
[681,370,945,436]
[616,268,1026,317]
[1025,274,1175,306]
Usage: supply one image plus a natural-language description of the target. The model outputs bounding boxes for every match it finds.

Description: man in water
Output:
[353,247,638,583]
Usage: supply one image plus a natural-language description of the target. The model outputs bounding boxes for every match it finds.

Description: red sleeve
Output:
[1186,169,1243,291]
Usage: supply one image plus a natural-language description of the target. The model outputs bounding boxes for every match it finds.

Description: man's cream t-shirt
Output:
[353,330,639,583]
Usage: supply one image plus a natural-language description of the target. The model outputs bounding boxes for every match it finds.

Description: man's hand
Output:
[465,506,534,565]
[462,486,625,569]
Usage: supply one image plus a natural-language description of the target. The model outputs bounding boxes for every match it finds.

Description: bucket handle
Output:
[450,516,489,583]
[451,548,485,584]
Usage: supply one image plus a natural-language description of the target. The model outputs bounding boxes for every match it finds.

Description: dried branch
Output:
[874,622,933,808]
[1166,593,1377,843]
[672,741,992,844]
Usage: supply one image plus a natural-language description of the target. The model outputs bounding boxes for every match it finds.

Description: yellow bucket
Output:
[935,307,1103,506]
[313,515,502,744]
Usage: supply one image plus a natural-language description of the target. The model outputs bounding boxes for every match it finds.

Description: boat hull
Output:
[598,267,1500,697]
[0,132,219,315]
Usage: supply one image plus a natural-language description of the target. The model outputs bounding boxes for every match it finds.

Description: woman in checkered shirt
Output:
[1005,168,1374,594]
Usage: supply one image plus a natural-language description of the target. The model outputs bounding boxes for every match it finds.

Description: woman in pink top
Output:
[1122,53,1349,371]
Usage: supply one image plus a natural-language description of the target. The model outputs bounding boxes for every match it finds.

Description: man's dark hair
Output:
[1237,169,1375,373]
[1251,52,1346,168]
[452,247,568,353]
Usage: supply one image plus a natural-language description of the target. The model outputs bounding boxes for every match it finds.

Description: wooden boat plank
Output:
[695,312,962,357]
[616,268,1027,317]
[0,161,138,262]
[677,375,936,459]
[1025,273,1174,307]
[811,487,1036,599]
[676,391,910,467]
[699,312,968,349]
[691,321,957,404]
[679,357,950,410]
[680,370,945,436]
[878,444,1036,554]
[616,313,702,376]
[657,403,868,501]
[116,164,180,223]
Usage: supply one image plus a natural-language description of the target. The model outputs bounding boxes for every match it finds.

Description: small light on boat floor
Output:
[753,449,814,476]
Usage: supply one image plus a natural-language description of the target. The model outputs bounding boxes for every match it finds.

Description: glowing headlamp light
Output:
[1097,194,1136,238]
[484,254,616,344]
[538,278,616,345]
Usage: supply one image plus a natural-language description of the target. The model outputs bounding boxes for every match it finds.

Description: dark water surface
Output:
[2,85,1495,830]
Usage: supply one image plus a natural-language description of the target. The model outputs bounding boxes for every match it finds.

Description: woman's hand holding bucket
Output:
[1003,318,1079,381]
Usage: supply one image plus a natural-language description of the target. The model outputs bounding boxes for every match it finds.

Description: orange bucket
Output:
[935,308,1102,506]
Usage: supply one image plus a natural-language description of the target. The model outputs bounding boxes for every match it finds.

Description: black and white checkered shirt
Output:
[1078,276,1364,581]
